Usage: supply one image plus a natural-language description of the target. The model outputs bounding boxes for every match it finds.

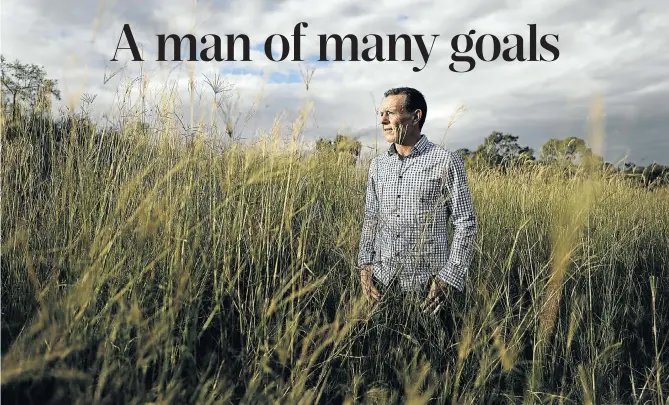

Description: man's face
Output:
[379,94,416,144]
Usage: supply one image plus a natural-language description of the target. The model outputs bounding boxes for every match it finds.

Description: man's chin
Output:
[383,132,396,143]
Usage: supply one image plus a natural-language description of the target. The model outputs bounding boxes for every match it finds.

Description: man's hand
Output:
[421,277,449,314]
[360,265,381,302]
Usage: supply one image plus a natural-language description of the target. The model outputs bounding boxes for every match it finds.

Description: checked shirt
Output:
[357,135,477,292]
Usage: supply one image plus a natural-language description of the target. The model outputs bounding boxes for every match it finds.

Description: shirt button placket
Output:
[396,158,405,242]
[397,172,402,220]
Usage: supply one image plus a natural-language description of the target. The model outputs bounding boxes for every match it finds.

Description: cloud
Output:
[2,0,668,164]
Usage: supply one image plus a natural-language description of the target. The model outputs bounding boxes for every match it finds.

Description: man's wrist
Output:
[436,266,465,293]
[432,275,449,290]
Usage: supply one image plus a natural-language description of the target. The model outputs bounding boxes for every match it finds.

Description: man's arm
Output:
[357,158,379,268]
[437,152,477,292]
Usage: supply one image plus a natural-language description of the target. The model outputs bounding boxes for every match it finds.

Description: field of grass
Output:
[2,99,668,404]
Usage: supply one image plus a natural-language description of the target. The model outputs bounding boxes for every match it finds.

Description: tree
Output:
[540,137,601,166]
[315,133,361,164]
[1,55,62,121]
[474,131,535,168]
[622,162,669,191]
[642,163,669,191]
[455,148,475,159]
[315,138,334,152]
[623,161,643,174]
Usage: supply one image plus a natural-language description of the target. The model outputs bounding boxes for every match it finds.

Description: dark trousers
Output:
[351,275,465,389]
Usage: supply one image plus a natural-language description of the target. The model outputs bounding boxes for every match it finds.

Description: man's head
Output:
[379,87,427,145]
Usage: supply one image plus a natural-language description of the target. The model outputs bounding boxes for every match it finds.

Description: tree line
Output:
[2,55,667,190]
[454,131,668,190]
[314,128,668,190]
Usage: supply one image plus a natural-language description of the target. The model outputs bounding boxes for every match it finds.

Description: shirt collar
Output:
[388,134,430,157]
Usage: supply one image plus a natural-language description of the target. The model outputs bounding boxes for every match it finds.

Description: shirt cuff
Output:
[436,264,466,292]
[357,251,375,268]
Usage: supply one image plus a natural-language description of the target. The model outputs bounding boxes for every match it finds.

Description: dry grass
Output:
[1,82,668,405]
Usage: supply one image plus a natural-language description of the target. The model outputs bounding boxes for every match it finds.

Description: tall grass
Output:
[1,90,668,404]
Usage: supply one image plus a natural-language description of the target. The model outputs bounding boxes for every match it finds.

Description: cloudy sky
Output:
[3,0,668,164]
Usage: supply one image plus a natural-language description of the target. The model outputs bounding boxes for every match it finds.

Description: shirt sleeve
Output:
[437,152,477,292]
[357,158,379,267]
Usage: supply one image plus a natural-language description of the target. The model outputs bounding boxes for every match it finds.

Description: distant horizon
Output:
[12,84,664,168]
[3,0,668,165]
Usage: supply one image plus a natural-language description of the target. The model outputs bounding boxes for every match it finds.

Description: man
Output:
[357,87,477,314]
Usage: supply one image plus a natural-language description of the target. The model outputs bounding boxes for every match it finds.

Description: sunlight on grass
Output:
[1,70,668,405]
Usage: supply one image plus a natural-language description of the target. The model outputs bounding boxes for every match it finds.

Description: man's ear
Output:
[414,110,422,123]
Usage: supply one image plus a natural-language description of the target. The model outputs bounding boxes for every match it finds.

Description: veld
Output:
[1,75,668,405]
